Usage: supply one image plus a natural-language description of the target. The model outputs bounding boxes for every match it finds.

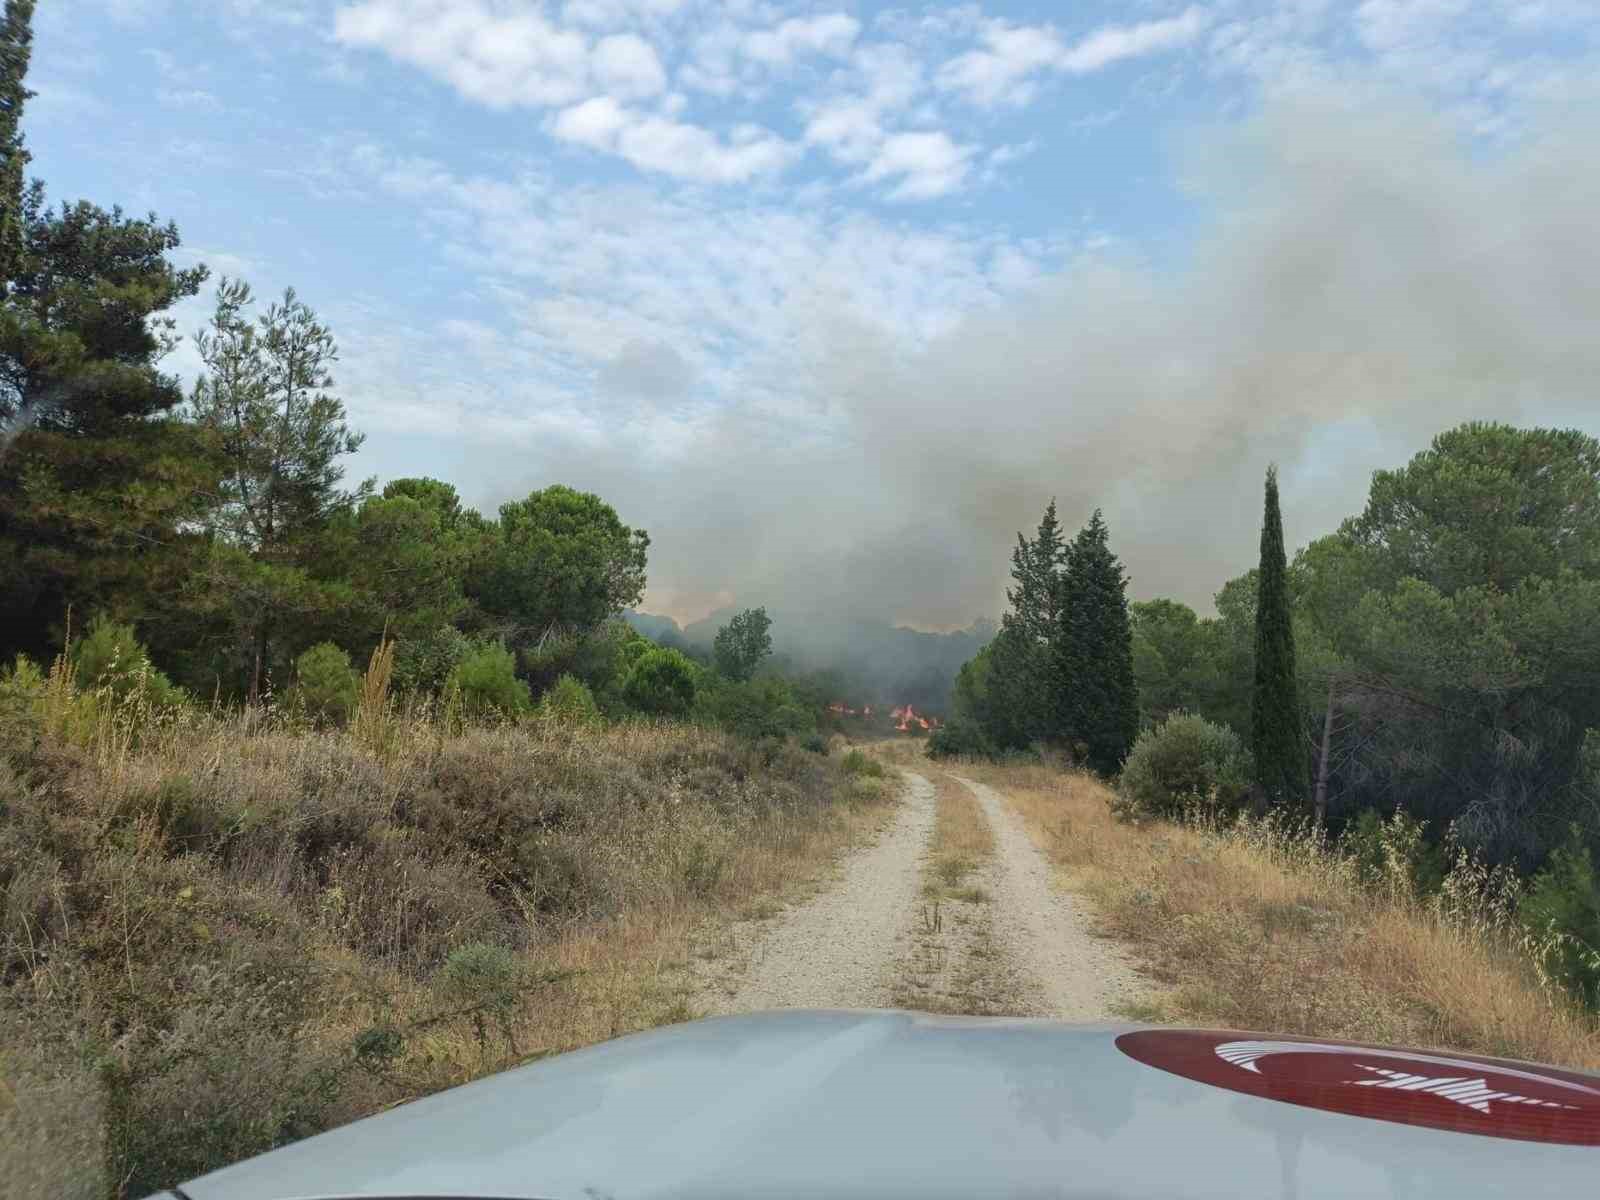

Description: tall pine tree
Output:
[985,499,1068,747]
[1057,509,1138,774]
[0,0,33,287]
[0,1,214,663]
[1251,465,1309,808]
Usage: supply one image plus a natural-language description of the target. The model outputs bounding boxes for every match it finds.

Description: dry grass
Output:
[0,685,889,1198]
[956,756,1600,1070]
[924,771,994,900]
[892,766,1017,1016]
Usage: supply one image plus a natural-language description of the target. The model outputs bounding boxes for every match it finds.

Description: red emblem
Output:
[1116,1030,1600,1145]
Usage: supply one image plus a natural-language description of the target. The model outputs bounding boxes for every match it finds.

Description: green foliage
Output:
[801,732,829,755]
[695,673,813,739]
[1058,509,1139,774]
[539,673,601,727]
[435,941,519,1010]
[1115,711,1255,821]
[71,616,184,708]
[1252,466,1309,809]
[712,606,773,682]
[1341,808,1449,901]
[448,641,530,717]
[1345,422,1600,597]
[293,642,359,726]
[0,1,34,286]
[840,749,886,778]
[623,646,698,717]
[1521,827,1600,1008]
[0,180,214,666]
[472,485,648,636]
[392,623,470,696]
[926,718,998,760]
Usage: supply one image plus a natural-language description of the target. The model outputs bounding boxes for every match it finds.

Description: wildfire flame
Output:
[826,702,936,731]
[891,704,935,732]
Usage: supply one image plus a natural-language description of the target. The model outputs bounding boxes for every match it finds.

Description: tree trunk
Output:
[1314,674,1336,829]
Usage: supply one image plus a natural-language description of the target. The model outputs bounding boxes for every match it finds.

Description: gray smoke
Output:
[470,84,1600,643]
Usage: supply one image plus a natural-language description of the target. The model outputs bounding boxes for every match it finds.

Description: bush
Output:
[1521,827,1600,1008]
[294,642,360,727]
[840,749,885,779]
[622,647,698,717]
[392,624,470,696]
[801,733,829,755]
[71,616,185,708]
[539,674,602,727]
[1114,710,1254,821]
[449,642,531,717]
[695,675,811,740]
[1341,807,1449,900]
[927,719,997,760]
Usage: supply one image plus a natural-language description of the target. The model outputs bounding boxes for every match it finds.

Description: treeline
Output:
[0,7,828,742]
[930,503,1139,774]
[940,423,1600,1005]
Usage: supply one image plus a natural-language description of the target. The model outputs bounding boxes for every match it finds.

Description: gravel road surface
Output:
[699,763,1147,1020]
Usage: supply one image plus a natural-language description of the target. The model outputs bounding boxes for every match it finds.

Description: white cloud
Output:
[863,131,977,200]
[592,32,667,98]
[333,1,614,108]
[937,23,1066,108]
[551,100,796,183]
[939,7,1209,108]
[1060,6,1208,73]
[743,13,862,67]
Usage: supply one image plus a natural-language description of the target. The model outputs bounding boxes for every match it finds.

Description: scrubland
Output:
[0,671,889,1199]
[959,757,1600,1071]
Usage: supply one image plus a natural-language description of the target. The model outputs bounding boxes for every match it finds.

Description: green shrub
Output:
[392,624,470,695]
[801,732,829,755]
[71,616,185,708]
[927,719,996,760]
[539,674,602,727]
[1521,827,1600,1008]
[1114,710,1254,821]
[1341,808,1449,899]
[449,642,531,716]
[622,647,698,717]
[294,642,360,726]
[841,749,886,779]
[694,675,811,739]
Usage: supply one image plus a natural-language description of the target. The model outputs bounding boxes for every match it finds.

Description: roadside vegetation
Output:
[933,422,1600,1022]
[0,652,891,1199]
[953,756,1600,1071]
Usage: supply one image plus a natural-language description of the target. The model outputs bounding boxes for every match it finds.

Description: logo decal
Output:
[1116,1029,1600,1145]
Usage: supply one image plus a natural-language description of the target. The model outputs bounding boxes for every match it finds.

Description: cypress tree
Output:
[1251,465,1309,807]
[1057,509,1138,774]
[0,1,33,287]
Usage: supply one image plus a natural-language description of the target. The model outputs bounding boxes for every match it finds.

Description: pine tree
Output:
[0,0,33,287]
[986,500,1068,747]
[1251,465,1309,808]
[1057,509,1138,774]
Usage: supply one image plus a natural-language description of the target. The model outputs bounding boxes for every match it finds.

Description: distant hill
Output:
[623,608,996,714]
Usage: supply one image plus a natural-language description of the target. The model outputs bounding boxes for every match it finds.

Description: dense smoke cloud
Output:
[476,85,1600,641]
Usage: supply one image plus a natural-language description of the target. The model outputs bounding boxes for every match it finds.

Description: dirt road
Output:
[697,765,1147,1019]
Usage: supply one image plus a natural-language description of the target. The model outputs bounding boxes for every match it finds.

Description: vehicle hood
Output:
[177,1009,1598,1200]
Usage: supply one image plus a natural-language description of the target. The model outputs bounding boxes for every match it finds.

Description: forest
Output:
[934,425,1600,1007]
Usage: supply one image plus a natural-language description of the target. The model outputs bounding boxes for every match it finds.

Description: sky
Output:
[25,0,1600,629]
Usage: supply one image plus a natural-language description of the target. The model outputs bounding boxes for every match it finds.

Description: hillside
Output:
[626,609,996,713]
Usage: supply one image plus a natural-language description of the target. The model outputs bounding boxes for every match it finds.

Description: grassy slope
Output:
[959,757,1600,1070]
[0,705,890,1199]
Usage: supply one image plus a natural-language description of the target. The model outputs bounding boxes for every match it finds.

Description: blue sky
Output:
[25,1,1600,626]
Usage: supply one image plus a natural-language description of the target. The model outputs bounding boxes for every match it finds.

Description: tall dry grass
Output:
[956,757,1600,1070]
[0,673,889,1199]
